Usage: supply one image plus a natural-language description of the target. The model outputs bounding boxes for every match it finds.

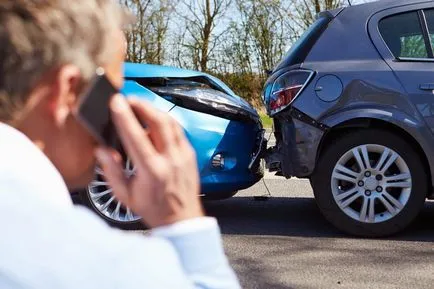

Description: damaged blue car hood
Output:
[124,62,234,94]
[123,62,256,115]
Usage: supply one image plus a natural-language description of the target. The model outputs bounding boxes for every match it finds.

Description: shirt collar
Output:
[0,123,73,208]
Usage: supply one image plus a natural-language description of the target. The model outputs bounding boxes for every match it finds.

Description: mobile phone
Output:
[75,68,120,148]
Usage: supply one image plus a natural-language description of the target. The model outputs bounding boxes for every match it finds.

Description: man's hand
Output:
[95,95,204,228]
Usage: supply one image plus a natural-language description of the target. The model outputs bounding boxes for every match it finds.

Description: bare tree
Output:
[121,0,173,64]
[121,0,371,108]
[176,0,231,72]
[233,0,290,76]
[219,21,254,74]
[121,0,151,62]
[149,0,173,64]
[290,0,344,30]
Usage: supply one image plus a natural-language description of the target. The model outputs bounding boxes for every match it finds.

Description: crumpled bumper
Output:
[265,108,327,178]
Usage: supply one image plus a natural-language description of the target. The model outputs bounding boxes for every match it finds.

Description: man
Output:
[0,1,240,288]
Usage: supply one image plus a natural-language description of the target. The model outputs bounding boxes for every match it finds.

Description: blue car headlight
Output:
[151,84,260,123]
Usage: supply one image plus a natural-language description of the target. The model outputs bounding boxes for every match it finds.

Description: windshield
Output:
[273,15,332,72]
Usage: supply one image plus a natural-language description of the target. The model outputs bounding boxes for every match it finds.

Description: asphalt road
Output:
[204,177,434,289]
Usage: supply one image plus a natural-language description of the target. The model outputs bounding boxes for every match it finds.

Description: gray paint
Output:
[265,112,324,178]
[265,0,434,186]
[314,75,343,102]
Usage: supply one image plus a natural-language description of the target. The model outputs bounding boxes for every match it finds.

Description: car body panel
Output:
[122,63,263,197]
[263,0,434,186]
[124,62,258,118]
[122,80,175,113]
[369,3,434,132]
[169,106,262,195]
[267,112,324,178]
[124,62,236,95]
[320,105,434,175]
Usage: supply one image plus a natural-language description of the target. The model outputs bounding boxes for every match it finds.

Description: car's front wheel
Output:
[79,158,145,230]
[78,159,239,230]
[311,129,428,237]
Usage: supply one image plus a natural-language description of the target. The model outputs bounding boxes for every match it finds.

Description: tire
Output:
[311,129,428,237]
[78,158,237,229]
[78,189,145,230]
[79,185,235,228]
[78,158,145,230]
[202,191,238,201]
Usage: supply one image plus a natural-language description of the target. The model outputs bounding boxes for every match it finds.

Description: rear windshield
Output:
[273,15,332,72]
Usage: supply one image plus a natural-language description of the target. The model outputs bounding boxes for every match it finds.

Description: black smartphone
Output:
[75,68,120,148]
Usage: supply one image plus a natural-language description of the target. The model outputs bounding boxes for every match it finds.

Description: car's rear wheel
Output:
[79,158,145,230]
[311,129,428,237]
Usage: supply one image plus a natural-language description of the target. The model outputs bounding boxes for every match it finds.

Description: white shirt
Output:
[0,123,240,289]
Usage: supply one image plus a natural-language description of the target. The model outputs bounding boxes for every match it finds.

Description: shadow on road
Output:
[230,256,296,289]
[204,196,434,242]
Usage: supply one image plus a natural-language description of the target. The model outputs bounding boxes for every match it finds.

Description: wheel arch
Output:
[318,114,433,194]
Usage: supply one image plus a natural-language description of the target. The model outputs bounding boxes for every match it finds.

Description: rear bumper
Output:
[265,109,327,178]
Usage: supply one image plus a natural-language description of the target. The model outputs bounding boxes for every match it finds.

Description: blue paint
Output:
[122,63,262,197]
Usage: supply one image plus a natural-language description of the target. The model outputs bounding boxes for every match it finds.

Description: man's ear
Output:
[48,65,82,127]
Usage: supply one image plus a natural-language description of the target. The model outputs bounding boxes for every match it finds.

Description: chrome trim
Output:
[248,129,266,170]
[212,154,225,169]
[271,84,304,98]
[396,57,434,62]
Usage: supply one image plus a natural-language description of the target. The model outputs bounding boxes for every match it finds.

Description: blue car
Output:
[77,62,265,229]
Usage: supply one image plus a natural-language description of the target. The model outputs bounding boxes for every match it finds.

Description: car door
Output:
[369,3,434,134]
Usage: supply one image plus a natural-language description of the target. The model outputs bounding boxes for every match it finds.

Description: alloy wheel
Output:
[87,159,141,223]
[331,144,412,224]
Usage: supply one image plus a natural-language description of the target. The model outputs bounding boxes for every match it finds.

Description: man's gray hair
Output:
[0,0,129,121]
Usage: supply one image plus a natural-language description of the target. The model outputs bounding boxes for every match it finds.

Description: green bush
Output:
[212,72,266,111]
[260,113,273,128]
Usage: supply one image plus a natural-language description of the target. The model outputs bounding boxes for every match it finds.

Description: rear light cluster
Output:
[270,85,303,111]
[268,70,314,115]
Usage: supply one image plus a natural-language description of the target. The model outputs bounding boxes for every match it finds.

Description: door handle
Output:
[420,83,434,91]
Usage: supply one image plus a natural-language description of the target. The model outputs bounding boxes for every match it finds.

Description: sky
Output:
[164,0,380,68]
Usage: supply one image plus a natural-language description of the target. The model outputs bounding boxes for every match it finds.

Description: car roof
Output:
[303,0,434,66]
[344,0,432,15]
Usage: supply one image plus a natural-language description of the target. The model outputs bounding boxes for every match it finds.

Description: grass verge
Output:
[260,113,273,128]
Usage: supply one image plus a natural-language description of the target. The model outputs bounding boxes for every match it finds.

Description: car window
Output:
[424,9,434,51]
[379,11,429,59]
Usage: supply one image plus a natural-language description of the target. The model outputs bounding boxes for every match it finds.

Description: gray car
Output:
[263,0,434,237]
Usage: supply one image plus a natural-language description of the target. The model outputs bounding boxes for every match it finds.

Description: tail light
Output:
[268,70,314,115]
[270,85,303,111]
